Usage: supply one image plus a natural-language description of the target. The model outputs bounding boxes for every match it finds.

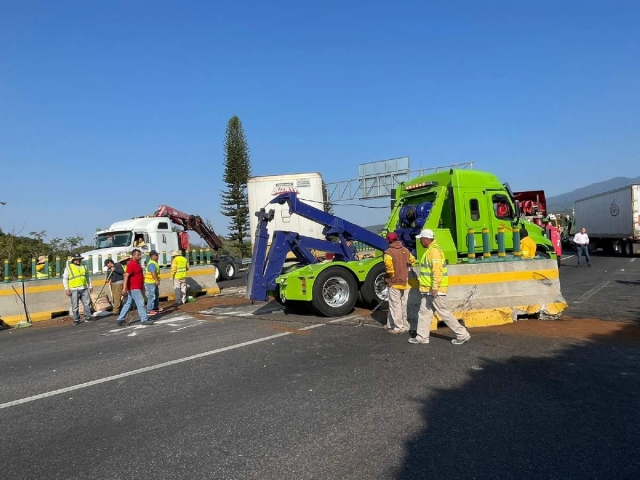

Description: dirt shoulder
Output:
[483,316,640,344]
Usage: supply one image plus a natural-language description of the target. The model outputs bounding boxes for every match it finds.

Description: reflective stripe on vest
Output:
[173,256,188,279]
[68,263,88,289]
[418,243,449,290]
[145,259,160,284]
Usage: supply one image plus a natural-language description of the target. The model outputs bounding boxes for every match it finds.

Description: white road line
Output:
[300,324,324,331]
[631,258,636,263]
[574,281,611,304]
[0,311,373,410]
[562,255,576,260]
[0,331,292,410]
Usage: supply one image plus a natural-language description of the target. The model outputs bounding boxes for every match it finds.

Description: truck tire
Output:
[359,262,388,308]
[214,264,222,282]
[624,240,633,257]
[535,248,551,259]
[311,267,357,317]
[221,261,236,280]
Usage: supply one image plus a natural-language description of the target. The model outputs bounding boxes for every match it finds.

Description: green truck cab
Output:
[385,169,555,264]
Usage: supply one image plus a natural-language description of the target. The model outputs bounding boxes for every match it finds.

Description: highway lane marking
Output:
[0,313,359,410]
[574,281,611,304]
[562,255,576,260]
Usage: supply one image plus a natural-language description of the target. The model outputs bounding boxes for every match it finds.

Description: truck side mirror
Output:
[513,200,521,225]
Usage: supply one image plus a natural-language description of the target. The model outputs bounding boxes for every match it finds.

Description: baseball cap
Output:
[386,232,399,242]
[415,229,435,239]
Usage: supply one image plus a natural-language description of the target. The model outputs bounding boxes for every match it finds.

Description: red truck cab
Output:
[514,190,563,258]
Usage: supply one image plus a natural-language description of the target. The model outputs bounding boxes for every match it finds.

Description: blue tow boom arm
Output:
[247,192,389,302]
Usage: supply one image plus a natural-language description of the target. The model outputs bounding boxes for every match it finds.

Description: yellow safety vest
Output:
[36,264,48,279]
[68,263,88,289]
[172,255,188,279]
[418,242,449,293]
[145,259,160,284]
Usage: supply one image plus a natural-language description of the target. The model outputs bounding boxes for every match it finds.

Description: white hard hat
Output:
[415,229,435,239]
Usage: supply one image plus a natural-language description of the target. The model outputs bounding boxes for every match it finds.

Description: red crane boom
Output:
[153,205,223,250]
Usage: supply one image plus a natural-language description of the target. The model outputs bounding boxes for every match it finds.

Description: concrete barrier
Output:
[0,265,220,326]
[406,258,567,329]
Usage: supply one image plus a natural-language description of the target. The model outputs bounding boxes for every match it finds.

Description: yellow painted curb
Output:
[0,268,217,297]
[424,301,568,330]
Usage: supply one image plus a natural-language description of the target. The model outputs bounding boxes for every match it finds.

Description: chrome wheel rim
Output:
[374,272,387,301]
[322,277,350,307]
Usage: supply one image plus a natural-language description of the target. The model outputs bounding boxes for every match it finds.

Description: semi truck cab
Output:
[386,169,555,263]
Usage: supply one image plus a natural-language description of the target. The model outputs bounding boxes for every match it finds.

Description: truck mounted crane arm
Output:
[154,205,223,250]
[247,192,389,302]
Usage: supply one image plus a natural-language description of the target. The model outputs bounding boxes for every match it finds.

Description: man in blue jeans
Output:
[117,249,153,326]
[574,227,591,267]
[145,250,162,315]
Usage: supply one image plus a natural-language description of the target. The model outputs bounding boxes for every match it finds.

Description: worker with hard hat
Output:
[35,256,49,279]
[409,229,471,346]
[62,253,93,325]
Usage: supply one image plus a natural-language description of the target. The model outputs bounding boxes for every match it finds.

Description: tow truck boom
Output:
[154,205,223,250]
[248,192,388,302]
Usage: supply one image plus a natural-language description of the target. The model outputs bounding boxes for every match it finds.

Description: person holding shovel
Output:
[104,258,125,315]
[63,253,93,325]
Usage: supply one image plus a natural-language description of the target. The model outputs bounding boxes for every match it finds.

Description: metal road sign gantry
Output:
[325,159,474,202]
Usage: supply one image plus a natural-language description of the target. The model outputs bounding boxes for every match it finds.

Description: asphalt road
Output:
[1,258,639,479]
[559,247,640,322]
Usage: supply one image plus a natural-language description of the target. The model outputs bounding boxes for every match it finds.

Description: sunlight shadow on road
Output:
[396,323,640,479]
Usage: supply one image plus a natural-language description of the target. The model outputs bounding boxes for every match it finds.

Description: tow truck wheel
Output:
[222,261,236,280]
[214,265,221,281]
[312,267,357,317]
[360,262,387,308]
[536,249,551,259]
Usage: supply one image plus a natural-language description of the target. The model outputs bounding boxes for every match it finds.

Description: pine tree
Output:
[220,116,252,257]
[322,180,334,215]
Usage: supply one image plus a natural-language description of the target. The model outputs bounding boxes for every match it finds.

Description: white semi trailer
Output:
[248,172,325,250]
[573,185,640,256]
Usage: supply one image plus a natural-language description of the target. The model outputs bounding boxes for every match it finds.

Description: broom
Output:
[11,284,32,329]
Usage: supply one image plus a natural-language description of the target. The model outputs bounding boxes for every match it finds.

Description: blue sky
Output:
[1,0,639,243]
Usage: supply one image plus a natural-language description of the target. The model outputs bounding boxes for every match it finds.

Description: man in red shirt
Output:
[116,249,153,326]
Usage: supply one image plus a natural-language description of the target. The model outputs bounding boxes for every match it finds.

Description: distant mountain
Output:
[547,176,640,211]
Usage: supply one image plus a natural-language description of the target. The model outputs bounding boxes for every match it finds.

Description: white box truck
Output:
[573,185,640,256]
[248,173,325,249]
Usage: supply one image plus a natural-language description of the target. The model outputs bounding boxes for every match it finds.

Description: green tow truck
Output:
[247,168,557,317]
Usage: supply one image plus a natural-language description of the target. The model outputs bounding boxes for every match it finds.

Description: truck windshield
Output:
[94,232,132,249]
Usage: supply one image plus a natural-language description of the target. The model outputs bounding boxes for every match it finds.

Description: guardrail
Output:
[1,249,239,283]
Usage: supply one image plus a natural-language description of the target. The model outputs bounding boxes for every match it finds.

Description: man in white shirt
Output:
[573,227,591,267]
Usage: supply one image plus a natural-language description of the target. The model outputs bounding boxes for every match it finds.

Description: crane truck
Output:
[513,190,563,259]
[248,168,558,317]
[81,205,240,281]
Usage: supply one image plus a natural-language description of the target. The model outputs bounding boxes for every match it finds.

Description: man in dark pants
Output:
[574,227,591,267]
[104,258,125,315]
